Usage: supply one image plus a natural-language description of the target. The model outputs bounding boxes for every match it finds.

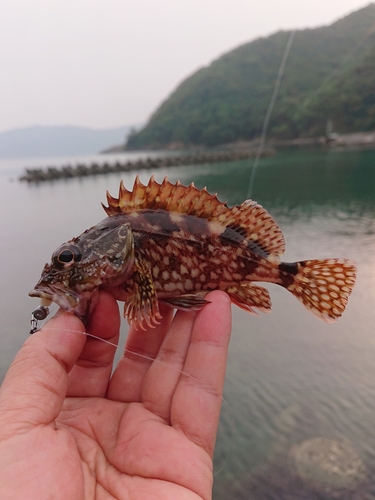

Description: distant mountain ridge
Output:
[0,125,134,158]
[126,4,375,149]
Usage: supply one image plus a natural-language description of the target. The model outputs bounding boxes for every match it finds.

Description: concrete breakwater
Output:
[19,149,274,183]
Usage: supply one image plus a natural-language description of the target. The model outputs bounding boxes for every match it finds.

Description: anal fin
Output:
[161,293,210,311]
[124,259,162,330]
[226,283,271,315]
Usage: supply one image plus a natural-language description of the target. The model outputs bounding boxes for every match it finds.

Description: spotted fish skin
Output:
[30,176,356,328]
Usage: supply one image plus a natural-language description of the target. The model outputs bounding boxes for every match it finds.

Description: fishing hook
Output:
[29,306,49,334]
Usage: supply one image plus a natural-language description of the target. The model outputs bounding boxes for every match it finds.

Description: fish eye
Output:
[52,245,81,269]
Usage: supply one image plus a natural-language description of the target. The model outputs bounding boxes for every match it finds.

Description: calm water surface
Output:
[0,148,374,498]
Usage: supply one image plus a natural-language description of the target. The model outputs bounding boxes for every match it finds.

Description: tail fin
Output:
[285,259,356,322]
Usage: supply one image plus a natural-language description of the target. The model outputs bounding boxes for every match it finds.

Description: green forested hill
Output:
[293,41,375,135]
[126,4,375,149]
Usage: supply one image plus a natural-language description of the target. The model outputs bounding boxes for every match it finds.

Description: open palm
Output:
[0,291,231,500]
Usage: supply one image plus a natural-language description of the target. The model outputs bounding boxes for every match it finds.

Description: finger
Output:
[107,303,173,402]
[171,291,232,457]
[140,308,198,422]
[67,291,120,397]
[0,312,86,434]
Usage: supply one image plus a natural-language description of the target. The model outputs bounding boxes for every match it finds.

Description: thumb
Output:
[0,311,86,435]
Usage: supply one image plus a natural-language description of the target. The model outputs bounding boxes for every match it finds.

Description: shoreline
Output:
[18,130,375,183]
[102,130,375,154]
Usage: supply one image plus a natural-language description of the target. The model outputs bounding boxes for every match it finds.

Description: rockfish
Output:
[30,176,356,328]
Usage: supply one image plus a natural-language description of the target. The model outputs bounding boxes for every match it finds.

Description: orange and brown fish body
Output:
[30,176,356,328]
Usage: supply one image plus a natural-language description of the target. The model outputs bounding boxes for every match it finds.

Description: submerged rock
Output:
[291,437,367,495]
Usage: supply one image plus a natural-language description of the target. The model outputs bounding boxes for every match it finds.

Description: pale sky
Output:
[0,0,372,133]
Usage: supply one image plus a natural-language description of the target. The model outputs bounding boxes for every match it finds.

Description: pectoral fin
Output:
[124,259,161,330]
[226,283,271,315]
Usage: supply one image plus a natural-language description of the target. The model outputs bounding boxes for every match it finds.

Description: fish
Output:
[30,176,356,329]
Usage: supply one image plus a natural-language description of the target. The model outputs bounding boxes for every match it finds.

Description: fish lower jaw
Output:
[40,295,53,307]
[29,287,79,313]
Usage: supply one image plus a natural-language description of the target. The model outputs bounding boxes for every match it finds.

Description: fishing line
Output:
[246,30,296,200]
[37,321,235,476]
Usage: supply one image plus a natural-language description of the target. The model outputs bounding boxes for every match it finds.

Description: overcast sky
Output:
[0,0,372,133]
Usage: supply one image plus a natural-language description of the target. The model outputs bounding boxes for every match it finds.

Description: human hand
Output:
[0,290,232,500]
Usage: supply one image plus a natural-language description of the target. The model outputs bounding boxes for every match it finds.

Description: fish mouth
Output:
[29,284,80,312]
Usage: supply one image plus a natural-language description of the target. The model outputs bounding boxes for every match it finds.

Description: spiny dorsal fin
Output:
[103,175,226,217]
[102,176,285,256]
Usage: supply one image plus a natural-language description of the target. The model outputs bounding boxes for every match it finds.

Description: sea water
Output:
[0,147,374,498]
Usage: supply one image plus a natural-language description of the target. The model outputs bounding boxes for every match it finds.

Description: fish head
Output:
[29,217,134,322]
